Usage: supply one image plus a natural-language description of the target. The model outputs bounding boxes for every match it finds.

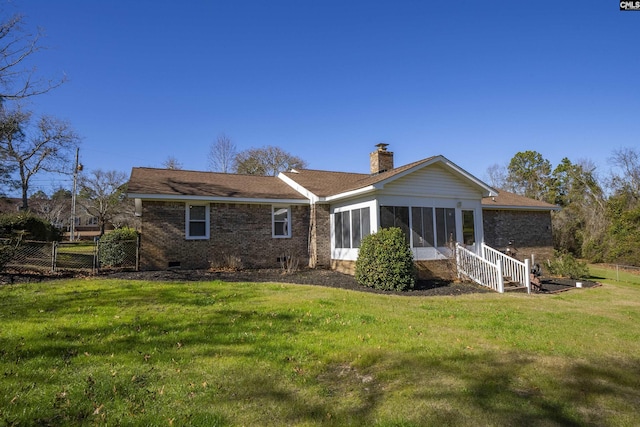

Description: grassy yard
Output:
[1,273,639,426]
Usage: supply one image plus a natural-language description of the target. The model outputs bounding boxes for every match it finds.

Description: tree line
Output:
[488,149,640,266]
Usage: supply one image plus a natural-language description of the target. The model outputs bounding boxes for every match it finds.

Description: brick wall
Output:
[140,201,310,270]
[314,204,331,267]
[483,209,555,263]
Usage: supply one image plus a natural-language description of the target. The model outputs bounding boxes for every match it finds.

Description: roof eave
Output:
[127,193,309,205]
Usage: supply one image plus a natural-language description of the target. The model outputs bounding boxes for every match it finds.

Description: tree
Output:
[162,156,183,170]
[484,163,508,189]
[233,145,307,176]
[0,13,65,104]
[208,133,236,173]
[78,169,128,236]
[0,108,80,210]
[505,150,552,201]
[608,147,640,206]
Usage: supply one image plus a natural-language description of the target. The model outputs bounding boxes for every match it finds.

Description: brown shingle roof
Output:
[128,167,307,201]
[281,157,436,197]
[482,190,559,210]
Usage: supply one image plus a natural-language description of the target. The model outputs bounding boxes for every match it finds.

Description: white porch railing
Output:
[482,243,531,293]
[456,243,504,293]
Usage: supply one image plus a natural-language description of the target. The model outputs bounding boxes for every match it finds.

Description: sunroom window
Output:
[273,206,291,238]
[334,207,370,249]
[186,204,209,239]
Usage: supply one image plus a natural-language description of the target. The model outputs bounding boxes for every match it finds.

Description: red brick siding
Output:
[482,209,555,262]
[140,201,310,270]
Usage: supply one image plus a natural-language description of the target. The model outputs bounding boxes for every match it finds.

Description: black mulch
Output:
[1,268,600,297]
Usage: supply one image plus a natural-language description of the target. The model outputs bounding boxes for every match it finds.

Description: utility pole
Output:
[70,148,80,241]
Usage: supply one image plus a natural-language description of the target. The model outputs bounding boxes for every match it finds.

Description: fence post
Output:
[136,235,140,271]
[525,258,531,294]
[497,261,504,293]
[51,242,57,272]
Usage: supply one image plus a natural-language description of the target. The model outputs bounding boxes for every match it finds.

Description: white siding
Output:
[379,163,483,200]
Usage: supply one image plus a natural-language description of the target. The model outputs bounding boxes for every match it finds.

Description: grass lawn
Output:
[1,272,639,426]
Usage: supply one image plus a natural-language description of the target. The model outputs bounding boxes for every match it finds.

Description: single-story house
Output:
[127,144,558,279]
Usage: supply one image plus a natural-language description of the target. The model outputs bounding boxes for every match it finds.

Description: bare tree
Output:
[208,133,237,173]
[78,169,128,236]
[0,108,80,210]
[484,163,508,189]
[162,156,183,170]
[234,145,307,176]
[608,147,640,204]
[0,13,65,104]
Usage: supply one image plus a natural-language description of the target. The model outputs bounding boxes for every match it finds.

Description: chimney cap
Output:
[375,143,389,151]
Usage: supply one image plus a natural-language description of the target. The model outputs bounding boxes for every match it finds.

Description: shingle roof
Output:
[281,157,436,197]
[482,190,560,210]
[127,167,307,201]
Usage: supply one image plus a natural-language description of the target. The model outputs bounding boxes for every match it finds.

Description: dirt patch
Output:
[2,268,598,297]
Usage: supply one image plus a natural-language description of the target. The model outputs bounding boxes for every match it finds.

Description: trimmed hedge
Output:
[0,212,61,241]
[355,227,416,291]
[98,227,138,267]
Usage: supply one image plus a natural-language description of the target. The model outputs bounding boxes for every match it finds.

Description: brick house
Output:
[127,145,558,278]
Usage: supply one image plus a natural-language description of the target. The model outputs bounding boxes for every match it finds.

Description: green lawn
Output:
[1,273,639,426]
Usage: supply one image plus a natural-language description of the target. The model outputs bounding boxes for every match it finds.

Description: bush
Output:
[546,250,589,279]
[99,227,138,267]
[355,227,416,291]
[0,241,16,271]
[0,212,61,241]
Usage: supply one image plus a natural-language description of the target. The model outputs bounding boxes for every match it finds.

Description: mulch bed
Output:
[1,268,600,297]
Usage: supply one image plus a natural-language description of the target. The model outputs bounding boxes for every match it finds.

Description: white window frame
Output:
[272,206,291,238]
[185,203,210,240]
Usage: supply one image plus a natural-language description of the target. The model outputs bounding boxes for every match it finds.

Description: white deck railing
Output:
[456,243,504,293]
[482,243,531,293]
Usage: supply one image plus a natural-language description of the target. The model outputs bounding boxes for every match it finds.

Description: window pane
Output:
[189,221,206,237]
[462,210,475,245]
[190,205,206,221]
[411,207,434,248]
[445,208,456,244]
[361,207,370,241]
[341,211,351,249]
[334,211,344,248]
[396,206,410,244]
[436,208,456,246]
[274,208,288,221]
[274,221,286,236]
[380,206,395,229]
[351,209,361,248]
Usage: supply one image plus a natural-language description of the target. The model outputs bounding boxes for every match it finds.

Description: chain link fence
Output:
[0,238,139,274]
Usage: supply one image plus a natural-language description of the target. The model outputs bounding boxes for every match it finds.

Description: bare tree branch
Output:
[208,133,237,173]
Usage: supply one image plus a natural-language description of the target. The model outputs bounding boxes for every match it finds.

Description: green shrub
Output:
[98,227,138,267]
[0,212,61,241]
[355,227,416,291]
[546,250,589,279]
[0,241,16,271]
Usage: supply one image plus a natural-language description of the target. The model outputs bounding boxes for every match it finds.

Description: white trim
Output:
[324,185,377,202]
[272,205,291,238]
[277,173,320,203]
[185,203,210,240]
[128,193,307,205]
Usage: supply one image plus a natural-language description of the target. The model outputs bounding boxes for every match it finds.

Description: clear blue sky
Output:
[8,0,640,195]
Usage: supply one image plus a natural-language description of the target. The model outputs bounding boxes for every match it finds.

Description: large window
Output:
[411,207,434,247]
[435,208,456,247]
[272,206,291,238]
[380,206,410,242]
[462,210,475,245]
[334,207,370,249]
[381,206,461,248]
[186,204,209,239]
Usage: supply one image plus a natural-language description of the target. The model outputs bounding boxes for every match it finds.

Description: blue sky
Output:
[7,0,640,195]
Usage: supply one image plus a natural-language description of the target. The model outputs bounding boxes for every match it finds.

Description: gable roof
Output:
[280,155,497,201]
[127,167,308,203]
[482,190,560,211]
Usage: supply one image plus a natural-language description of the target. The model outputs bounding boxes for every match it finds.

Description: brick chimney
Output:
[370,143,394,174]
